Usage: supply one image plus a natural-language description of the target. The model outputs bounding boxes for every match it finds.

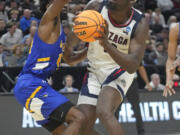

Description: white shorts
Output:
[77,67,135,106]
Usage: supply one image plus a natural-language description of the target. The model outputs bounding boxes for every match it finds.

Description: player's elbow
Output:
[63,56,71,64]
[66,61,76,66]
[63,58,75,66]
[127,68,136,74]
[126,63,139,74]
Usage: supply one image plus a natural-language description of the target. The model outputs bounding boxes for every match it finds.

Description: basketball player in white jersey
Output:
[64,0,149,135]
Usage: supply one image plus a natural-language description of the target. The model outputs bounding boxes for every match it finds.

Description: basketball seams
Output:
[74,15,98,40]
[73,25,98,30]
[84,29,98,40]
[85,11,104,40]
[91,11,101,26]
[73,10,105,42]
[75,16,98,26]
[84,11,102,40]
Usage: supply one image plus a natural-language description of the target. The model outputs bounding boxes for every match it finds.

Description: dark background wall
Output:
[0,66,167,92]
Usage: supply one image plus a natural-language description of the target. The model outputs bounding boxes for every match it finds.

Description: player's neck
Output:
[108,7,132,25]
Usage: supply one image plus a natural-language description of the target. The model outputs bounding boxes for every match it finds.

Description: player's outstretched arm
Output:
[163,23,179,97]
[38,0,69,44]
[41,0,68,24]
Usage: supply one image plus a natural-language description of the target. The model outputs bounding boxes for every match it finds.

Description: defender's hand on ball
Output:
[94,20,109,47]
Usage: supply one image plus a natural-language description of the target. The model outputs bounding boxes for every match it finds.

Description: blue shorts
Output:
[14,74,71,125]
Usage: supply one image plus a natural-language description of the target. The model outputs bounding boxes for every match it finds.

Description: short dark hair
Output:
[40,0,51,15]
[7,21,16,29]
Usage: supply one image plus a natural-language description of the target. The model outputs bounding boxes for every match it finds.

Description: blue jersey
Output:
[14,25,71,126]
[20,25,66,79]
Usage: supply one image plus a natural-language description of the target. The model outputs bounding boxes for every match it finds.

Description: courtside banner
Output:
[0,91,180,135]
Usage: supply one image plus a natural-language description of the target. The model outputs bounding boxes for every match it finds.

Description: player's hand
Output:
[146,83,152,91]
[66,31,80,48]
[94,20,109,47]
[163,80,176,97]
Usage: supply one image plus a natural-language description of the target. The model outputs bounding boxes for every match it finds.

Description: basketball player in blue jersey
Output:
[13,0,86,135]
[65,0,149,135]
[164,22,180,97]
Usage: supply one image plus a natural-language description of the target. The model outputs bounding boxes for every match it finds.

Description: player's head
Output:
[40,0,53,15]
[106,0,136,11]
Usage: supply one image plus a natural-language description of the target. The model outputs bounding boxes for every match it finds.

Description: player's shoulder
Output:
[132,8,145,24]
[134,15,149,34]
[84,0,102,11]
[133,8,143,15]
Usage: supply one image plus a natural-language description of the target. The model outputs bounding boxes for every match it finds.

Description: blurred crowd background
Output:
[0,0,180,92]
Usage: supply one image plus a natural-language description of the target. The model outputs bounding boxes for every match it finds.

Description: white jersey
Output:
[77,3,144,106]
[87,6,143,71]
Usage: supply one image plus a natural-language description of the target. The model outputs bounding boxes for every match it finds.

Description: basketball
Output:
[73,10,106,42]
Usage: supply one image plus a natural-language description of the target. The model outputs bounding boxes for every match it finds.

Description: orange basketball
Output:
[73,10,106,42]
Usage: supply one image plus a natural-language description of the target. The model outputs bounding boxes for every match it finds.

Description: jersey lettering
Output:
[108,32,128,45]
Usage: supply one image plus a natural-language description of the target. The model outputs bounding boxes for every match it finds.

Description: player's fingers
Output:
[166,85,176,96]
[104,20,109,33]
[104,19,108,25]
[167,88,172,96]
[100,21,108,33]
[163,85,172,97]
[72,17,77,22]
[97,29,105,34]
[100,24,108,36]
[94,35,104,41]
[103,19,108,28]
[167,83,173,88]
[96,30,106,38]
[148,87,152,91]
[163,89,167,97]
[171,88,176,94]
[94,37,102,40]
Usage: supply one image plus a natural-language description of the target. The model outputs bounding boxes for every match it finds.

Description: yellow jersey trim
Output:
[25,86,42,113]
[56,53,63,67]
[29,40,34,54]
[37,57,50,62]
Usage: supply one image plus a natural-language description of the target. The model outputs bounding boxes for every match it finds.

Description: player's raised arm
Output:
[38,0,69,44]
[40,0,68,24]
